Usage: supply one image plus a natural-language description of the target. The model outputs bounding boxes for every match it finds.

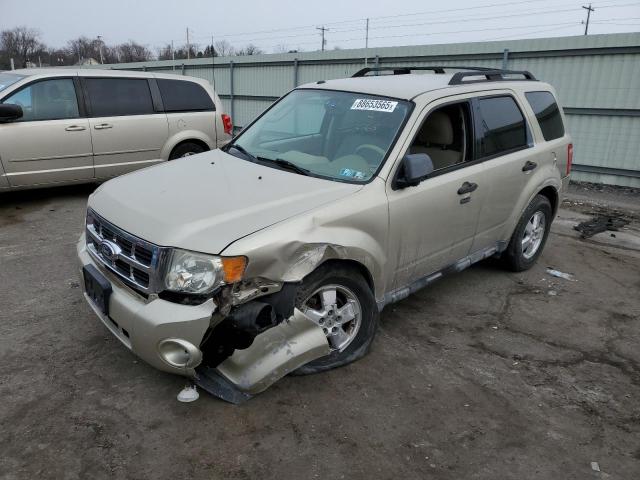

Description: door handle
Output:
[457,182,478,195]
[94,123,113,130]
[65,125,86,131]
[522,160,537,172]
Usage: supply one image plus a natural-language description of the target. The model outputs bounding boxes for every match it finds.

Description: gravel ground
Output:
[1,184,639,480]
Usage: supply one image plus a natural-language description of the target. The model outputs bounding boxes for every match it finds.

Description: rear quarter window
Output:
[157,79,215,112]
[525,91,565,141]
[476,95,529,158]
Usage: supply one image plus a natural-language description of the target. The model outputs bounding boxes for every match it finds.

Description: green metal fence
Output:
[89,32,640,187]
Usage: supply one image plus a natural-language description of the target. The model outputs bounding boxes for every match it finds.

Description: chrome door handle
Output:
[457,182,478,195]
[65,125,86,131]
[94,123,113,130]
[522,160,537,172]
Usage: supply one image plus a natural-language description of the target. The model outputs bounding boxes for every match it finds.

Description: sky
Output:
[2,0,639,54]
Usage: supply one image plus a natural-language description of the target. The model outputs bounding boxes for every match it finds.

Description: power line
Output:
[142,0,640,53]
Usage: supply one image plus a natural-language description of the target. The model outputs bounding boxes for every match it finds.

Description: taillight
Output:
[566,143,573,175]
[221,114,233,135]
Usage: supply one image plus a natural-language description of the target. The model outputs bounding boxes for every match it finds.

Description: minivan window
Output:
[157,79,214,112]
[477,96,528,157]
[0,73,25,93]
[85,78,154,117]
[525,91,565,141]
[2,78,79,121]
[229,89,411,183]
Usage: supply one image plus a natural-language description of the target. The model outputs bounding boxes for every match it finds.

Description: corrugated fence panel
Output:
[510,54,640,110]
[90,32,640,187]
[566,115,640,187]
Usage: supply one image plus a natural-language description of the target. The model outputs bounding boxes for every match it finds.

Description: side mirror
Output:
[0,104,23,123]
[395,153,434,188]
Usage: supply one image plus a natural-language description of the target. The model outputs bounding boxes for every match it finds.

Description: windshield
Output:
[0,73,25,94]
[229,89,411,182]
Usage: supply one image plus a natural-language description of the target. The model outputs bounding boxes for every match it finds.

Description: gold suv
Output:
[77,66,572,403]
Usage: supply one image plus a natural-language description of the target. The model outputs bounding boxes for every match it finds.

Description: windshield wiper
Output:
[268,158,311,176]
[226,143,258,162]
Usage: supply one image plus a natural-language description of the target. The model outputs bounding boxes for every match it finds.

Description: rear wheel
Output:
[293,264,378,375]
[503,194,552,271]
[169,142,206,159]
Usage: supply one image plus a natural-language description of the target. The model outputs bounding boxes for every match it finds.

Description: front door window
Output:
[2,78,79,121]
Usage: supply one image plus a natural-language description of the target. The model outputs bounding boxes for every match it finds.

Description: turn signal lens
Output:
[221,256,247,283]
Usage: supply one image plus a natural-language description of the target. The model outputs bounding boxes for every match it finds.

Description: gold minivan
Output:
[77,66,572,402]
[0,69,232,191]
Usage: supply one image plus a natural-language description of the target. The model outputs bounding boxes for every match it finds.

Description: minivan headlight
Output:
[164,249,246,294]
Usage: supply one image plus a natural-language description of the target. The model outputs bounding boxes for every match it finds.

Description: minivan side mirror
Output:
[395,153,434,188]
[0,104,23,123]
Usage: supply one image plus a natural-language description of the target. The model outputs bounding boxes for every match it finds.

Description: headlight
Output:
[164,249,247,294]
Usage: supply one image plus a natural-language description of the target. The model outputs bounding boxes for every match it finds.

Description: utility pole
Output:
[171,40,175,70]
[316,26,328,52]
[186,27,191,59]
[364,18,369,66]
[582,4,595,35]
[97,35,104,64]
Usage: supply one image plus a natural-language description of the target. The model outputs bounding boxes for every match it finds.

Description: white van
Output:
[0,69,232,190]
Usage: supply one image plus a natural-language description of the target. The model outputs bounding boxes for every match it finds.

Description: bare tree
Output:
[0,26,45,68]
[116,41,153,63]
[236,43,263,56]
[66,36,102,64]
[157,43,173,61]
[214,39,235,57]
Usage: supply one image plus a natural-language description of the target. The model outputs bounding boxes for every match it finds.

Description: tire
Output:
[293,264,379,375]
[169,142,206,160]
[503,194,553,272]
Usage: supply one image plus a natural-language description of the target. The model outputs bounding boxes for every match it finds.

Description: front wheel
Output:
[503,194,552,271]
[293,264,378,375]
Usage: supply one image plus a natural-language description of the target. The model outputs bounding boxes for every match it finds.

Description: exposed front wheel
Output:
[503,194,552,271]
[294,264,378,375]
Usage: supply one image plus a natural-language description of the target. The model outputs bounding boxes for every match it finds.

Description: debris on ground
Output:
[546,268,575,281]
[177,384,199,403]
[590,461,600,472]
[574,215,630,239]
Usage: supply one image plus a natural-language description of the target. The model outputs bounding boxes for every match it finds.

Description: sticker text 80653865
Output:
[351,98,398,113]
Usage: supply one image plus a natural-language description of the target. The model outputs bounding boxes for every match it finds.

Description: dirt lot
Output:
[1,184,639,480]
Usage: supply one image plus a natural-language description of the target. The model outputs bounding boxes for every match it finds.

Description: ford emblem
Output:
[99,240,121,262]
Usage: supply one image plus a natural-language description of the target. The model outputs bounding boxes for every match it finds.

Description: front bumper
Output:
[77,233,215,377]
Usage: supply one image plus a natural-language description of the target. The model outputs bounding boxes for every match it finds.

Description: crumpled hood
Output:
[88,149,361,254]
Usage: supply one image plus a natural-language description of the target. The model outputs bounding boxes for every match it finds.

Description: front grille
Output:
[86,209,166,293]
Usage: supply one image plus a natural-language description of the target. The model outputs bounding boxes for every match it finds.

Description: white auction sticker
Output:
[351,98,398,113]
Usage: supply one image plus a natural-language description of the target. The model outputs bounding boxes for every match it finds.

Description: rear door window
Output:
[157,79,214,112]
[476,96,529,158]
[85,78,154,117]
[525,91,565,141]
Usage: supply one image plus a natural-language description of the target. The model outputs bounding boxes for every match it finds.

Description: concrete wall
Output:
[92,32,640,187]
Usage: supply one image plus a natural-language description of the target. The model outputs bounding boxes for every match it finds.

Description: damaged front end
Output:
[195,279,330,403]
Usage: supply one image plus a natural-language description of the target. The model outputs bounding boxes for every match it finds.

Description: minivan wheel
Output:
[293,264,378,375]
[503,194,553,272]
[169,142,206,159]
